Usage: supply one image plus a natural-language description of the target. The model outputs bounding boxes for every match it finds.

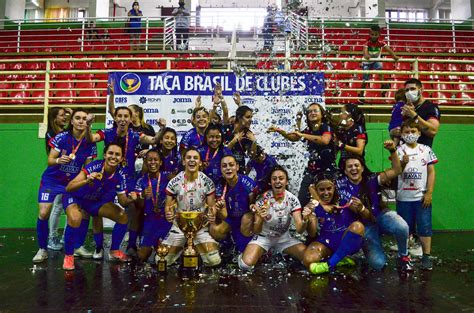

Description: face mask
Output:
[405,90,420,103]
[402,133,420,144]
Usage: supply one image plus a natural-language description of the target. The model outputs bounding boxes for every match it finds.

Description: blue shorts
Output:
[38,178,66,203]
[225,216,252,253]
[396,200,432,237]
[62,194,105,217]
[141,214,172,248]
[362,61,383,80]
[316,231,344,253]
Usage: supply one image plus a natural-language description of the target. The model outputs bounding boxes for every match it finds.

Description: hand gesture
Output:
[233,131,245,142]
[108,79,115,95]
[348,196,364,213]
[214,83,223,97]
[86,113,95,127]
[401,149,409,166]
[302,205,313,221]
[215,198,226,211]
[128,191,138,201]
[195,95,202,108]
[401,103,416,118]
[57,154,73,165]
[157,118,166,129]
[267,125,280,133]
[233,92,241,106]
[383,140,396,151]
[245,130,256,142]
[207,206,217,224]
[143,186,153,199]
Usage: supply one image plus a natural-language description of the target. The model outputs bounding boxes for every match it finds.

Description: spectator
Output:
[401,78,441,147]
[85,21,100,42]
[388,88,407,145]
[359,25,399,101]
[127,1,143,50]
[172,0,190,50]
[262,6,275,51]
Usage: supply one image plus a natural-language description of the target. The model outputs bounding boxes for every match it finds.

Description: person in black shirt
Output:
[401,78,440,147]
[333,103,368,162]
[268,102,336,206]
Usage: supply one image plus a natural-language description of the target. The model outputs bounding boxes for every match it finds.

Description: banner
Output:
[107,71,325,194]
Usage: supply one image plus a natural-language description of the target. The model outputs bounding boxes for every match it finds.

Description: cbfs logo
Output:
[119,73,141,94]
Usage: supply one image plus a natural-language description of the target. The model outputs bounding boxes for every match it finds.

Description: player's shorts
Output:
[38,178,66,203]
[225,216,252,253]
[141,214,172,248]
[162,224,217,247]
[62,194,106,217]
[316,231,345,253]
[248,232,302,253]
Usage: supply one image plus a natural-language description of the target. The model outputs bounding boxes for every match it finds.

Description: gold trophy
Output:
[156,244,170,274]
[176,211,208,272]
[124,78,136,92]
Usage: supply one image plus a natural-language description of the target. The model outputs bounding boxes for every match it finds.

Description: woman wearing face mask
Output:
[87,106,161,256]
[197,123,233,185]
[238,166,308,271]
[302,173,368,274]
[267,102,336,206]
[401,78,441,148]
[333,103,368,161]
[336,140,413,272]
[33,109,97,264]
[180,107,210,157]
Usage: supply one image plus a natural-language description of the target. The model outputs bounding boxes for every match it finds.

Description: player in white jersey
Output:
[163,148,225,267]
[238,166,308,271]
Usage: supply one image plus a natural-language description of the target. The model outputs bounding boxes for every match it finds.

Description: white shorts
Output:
[162,224,217,247]
[249,232,302,253]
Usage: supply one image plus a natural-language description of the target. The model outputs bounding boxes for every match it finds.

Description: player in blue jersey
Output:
[246,143,278,194]
[157,127,182,180]
[238,166,308,271]
[86,106,161,256]
[337,140,413,272]
[179,107,210,156]
[61,143,137,270]
[268,102,336,206]
[211,155,256,254]
[33,109,97,263]
[134,149,172,262]
[197,123,233,185]
[302,173,369,274]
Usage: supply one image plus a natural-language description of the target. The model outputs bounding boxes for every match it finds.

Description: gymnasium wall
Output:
[0,122,472,230]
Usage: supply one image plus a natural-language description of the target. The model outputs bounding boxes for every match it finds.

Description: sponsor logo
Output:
[173,98,192,104]
[241,97,256,105]
[270,141,292,148]
[119,73,141,94]
[115,97,127,104]
[271,108,292,114]
[139,96,147,104]
[276,117,292,126]
[144,108,160,114]
[304,97,323,104]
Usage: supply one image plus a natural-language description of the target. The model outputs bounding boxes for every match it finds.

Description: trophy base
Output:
[157,260,167,274]
[179,255,200,278]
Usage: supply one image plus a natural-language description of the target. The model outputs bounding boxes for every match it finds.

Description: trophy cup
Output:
[124,78,136,92]
[176,211,208,274]
[156,244,170,274]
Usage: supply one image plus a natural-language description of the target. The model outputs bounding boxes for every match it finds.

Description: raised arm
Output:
[296,130,331,145]
[267,125,301,142]
[379,140,402,186]
[292,209,307,234]
[401,103,440,138]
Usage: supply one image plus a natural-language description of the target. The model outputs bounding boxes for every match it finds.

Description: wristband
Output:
[56,158,59,164]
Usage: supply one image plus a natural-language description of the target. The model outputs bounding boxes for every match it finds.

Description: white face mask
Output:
[405,90,420,103]
[402,133,420,144]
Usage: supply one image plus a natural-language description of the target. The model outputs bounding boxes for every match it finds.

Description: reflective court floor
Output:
[0,230,473,312]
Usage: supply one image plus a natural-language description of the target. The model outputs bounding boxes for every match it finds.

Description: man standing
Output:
[401,78,441,147]
[172,0,190,50]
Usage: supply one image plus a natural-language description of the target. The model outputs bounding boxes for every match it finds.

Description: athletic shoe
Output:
[398,255,414,272]
[336,256,356,268]
[309,262,330,275]
[421,255,433,271]
[32,248,48,263]
[409,243,423,257]
[47,236,63,251]
[93,248,104,260]
[63,255,75,271]
[74,246,93,258]
[109,250,131,262]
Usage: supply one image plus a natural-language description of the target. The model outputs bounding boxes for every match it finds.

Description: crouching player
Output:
[303,174,369,274]
[163,149,224,268]
[62,143,135,270]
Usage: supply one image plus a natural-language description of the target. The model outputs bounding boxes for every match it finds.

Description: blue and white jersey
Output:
[336,174,382,218]
[135,172,170,216]
[180,127,205,151]
[197,145,233,185]
[161,149,182,178]
[215,174,256,218]
[42,131,97,184]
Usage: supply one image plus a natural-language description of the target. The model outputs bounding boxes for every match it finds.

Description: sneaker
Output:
[74,246,93,258]
[309,262,330,275]
[93,248,104,260]
[398,255,414,272]
[63,255,75,271]
[109,250,131,262]
[336,256,356,268]
[409,243,423,257]
[47,236,63,251]
[421,255,433,271]
[32,248,48,263]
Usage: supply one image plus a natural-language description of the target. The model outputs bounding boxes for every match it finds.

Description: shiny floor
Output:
[0,230,473,312]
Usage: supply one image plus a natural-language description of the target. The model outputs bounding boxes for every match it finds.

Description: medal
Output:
[148,173,161,213]
[96,172,103,180]
[121,160,128,167]
[69,136,84,161]
[205,147,219,162]
[69,153,76,160]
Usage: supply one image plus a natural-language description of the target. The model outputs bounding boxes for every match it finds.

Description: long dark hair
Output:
[344,103,366,130]
[304,102,329,131]
[158,127,179,156]
[66,108,89,133]
[47,107,66,135]
[312,171,340,205]
[204,123,225,149]
[112,106,133,129]
[261,165,289,193]
[128,104,148,129]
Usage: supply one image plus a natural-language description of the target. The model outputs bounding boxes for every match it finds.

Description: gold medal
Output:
[96,173,103,180]
[69,153,76,160]
[121,160,127,167]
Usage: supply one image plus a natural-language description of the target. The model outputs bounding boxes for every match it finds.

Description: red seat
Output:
[126,61,142,70]
[78,90,101,104]
[14,82,32,90]
[75,81,95,89]
[143,60,166,69]
[10,90,30,104]
[51,90,75,104]
[91,61,107,70]
[109,60,124,69]
[54,81,74,89]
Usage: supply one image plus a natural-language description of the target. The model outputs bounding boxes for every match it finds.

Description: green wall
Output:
[0,123,473,230]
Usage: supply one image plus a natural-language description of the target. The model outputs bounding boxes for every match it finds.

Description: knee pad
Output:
[200,250,221,267]
[237,254,254,271]
[164,251,182,266]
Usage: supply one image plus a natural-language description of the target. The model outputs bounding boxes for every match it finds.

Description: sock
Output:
[127,230,138,249]
[111,223,127,250]
[74,219,90,249]
[37,218,49,249]
[64,225,79,256]
[94,232,104,250]
[328,231,363,269]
